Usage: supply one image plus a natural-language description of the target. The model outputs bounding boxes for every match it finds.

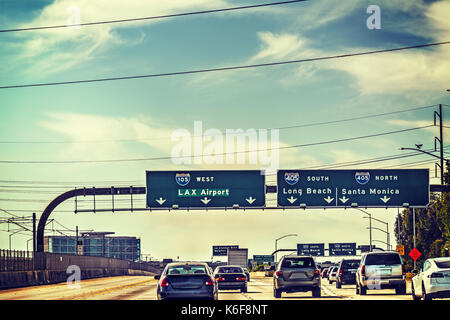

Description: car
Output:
[355,251,406,295]
[214,265,248,292]
[264,265,275,277]
[155,262,218,300]
[411,257,450,300]
[328,266,338,284]
[243,268,251,281]
[336,259,360,288]
[321,268,329,279]
[273,255,321,298]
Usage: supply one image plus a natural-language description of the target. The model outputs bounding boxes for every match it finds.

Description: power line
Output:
[0,0,309,33]
[0,180,142,184]
[1,41,449,89]
[0,125,434,164]
[0,148,446,194]
[0,104,437,144]
[303,146,450,170]
[0,207,20,218]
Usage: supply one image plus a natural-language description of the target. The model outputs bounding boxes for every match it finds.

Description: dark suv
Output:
[336,259,360,288]
[273,255,321,298]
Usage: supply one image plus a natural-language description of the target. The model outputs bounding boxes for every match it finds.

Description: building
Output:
[44,231,141,261]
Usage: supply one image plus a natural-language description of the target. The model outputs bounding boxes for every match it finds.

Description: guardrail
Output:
[0,249,159,274]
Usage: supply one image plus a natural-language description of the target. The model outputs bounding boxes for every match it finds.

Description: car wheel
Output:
[395,283,406,295]
[312,286,321,298]
[274,288,281,298]
[360,285,367,295]
[336,280,341,289]
[422,283,432,300]
[411,285,420,301]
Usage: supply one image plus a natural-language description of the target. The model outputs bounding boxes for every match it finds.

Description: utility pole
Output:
[76,225,79,255]
[413,207,416,270]
[32,212,36,253]
[434,104,444,184]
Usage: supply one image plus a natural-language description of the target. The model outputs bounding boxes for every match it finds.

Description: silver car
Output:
[273,255,321,298]
[411,257,450,300]
[356,251,406,295]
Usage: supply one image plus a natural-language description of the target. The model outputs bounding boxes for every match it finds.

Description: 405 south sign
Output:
[277,169,429,208]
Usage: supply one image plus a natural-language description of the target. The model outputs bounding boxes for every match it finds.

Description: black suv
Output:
[336,259,360,288]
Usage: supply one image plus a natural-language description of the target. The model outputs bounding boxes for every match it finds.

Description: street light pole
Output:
[355,209,373,252]
[275,234,297,263]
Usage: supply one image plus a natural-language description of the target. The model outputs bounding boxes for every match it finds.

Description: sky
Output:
[0,0,449,263]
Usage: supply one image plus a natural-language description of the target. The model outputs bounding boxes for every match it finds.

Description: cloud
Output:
[245,1,450,95]
[37,112,323,172]
[12,0,229,75]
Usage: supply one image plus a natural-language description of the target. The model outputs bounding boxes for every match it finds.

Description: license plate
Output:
[291,273,306,279]
[376,269,391,276]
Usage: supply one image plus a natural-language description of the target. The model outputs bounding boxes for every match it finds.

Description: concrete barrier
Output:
[0,268,156,290]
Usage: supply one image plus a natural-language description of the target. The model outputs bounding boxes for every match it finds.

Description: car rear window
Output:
[365,254,401,266]
[435,260,450,268]
[218,267,243,273]
[342,260,360,269]
[167,265,207,275]
[281,258,315,268]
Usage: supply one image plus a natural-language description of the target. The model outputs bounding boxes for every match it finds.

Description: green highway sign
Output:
[146,170,265,209]
[278,169,429,208]
[253,255,274,263]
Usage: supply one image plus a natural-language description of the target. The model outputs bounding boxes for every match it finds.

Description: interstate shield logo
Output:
[355,172,370,185]
[175,173,190,186]
[284,172,299,185]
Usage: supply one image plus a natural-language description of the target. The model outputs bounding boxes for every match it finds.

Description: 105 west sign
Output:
[146,170,265,209]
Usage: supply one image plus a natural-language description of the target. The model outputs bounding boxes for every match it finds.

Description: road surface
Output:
[0,274,447,300]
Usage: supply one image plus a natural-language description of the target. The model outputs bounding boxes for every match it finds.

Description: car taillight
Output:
[361,265,365,276]
[205,277,215,285]
[216,277,225,282]
[339,269,342,276]
[275,271,283,277]
[430,272,444,278]
[160,277,169,287]
[236,276,247,281]
[314,269,320,276]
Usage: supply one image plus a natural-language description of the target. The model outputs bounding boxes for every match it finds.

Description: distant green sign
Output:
[253,255,274,263]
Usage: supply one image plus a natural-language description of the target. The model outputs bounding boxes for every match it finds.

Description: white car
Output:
[328,266,338,284]
[411,257,450,300]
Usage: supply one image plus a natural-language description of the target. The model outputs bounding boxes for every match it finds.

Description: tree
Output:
[394,192,450,271]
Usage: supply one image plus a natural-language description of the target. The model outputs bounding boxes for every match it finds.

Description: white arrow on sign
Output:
[339,196,349,204]
[287,196,297,204]
[246,196,256,204]
[201,197,211,205]
[380,196,390,203]
[155,197,166,205]
[324,196,334,204]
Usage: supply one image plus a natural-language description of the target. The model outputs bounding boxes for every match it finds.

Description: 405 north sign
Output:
[278,169,429,208]
[146,170,265,209]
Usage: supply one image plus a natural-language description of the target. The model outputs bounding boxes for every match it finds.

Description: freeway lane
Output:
[0,276,156,300]
[1,274,431,300]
